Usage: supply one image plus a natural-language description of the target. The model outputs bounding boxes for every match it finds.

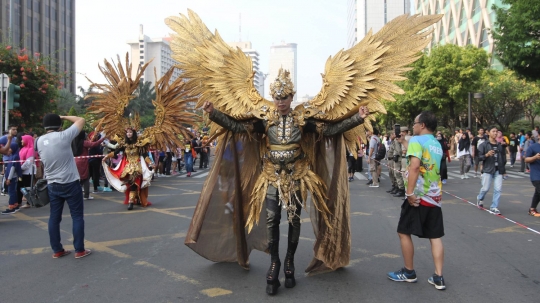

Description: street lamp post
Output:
[468,92,484,130]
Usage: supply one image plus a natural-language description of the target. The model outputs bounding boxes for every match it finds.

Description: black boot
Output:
[386,186,396,193]
[284,240,298,288]
[390,186,399,194]
[266,241,281,295]
[127,203,133,210]
[393,189,405,197]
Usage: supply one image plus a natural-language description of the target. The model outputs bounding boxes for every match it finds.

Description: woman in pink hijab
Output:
[496,131,508,147]
[19,135,36,208]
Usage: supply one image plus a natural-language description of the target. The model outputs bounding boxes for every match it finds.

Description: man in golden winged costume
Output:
[87,54,200,210]
[165,10,441,296]
[203,69,369,294]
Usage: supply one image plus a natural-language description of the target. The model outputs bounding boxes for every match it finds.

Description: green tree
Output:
[390,45,489,129]
[471,70,524,132]
[492,0,540,81]
[62,106,78,129]
[76,85,95,110]
[0,44,63,130]
[517,80,540,129]
[127,81,157,129]
[128,81,156,115]
[57,89,80,114]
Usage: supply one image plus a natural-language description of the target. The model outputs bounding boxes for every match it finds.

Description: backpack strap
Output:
[34,136,40,152]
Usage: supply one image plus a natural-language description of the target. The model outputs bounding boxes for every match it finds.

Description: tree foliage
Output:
[127,81,156,129]
[517,79,540,129]
[492,0,540,81]
[471,69,524,132]
[0,44,63,131]
[389,44,489,129]
[57,89,80,114]
[76,85,95,110]
[62,106,78,129]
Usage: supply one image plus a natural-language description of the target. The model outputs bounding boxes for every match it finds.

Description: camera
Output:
[394,124,401,138]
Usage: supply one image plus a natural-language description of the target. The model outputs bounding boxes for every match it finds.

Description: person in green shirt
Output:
[387,111,446,290]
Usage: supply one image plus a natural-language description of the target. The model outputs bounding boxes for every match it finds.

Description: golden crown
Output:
[269,68,295,99]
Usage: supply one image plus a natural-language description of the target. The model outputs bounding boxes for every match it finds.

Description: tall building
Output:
[126,25,181,85]
[268,42,297,101]
[414,0,505,65]
[228,41,264,96]
[347,0,411,48]
[0,0,76,92]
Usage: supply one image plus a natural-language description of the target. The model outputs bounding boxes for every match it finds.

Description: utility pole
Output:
[468,92,484,130]
[0,74,8,132]
[468,92,471,130]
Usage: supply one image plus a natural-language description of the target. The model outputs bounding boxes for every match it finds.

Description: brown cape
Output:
[184,130,350,274]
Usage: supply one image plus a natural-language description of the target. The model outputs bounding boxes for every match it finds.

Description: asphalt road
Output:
[0,157,538,302]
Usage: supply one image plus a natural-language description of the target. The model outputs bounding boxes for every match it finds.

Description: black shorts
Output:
[474,156,480,166]
[397,199,444,239]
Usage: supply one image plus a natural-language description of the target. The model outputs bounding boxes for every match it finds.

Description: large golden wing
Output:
[309,14,442,122]
[141,68,201,150]
[165,9,273,120]
[305,14,442,154]
[87,54,150,139]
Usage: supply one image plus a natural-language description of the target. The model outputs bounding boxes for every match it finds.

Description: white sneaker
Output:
[464,173,470,179]
[477,199,483,208]
[369,184,380,188]
[461,175,465,179]
[85,196,94,200]
[490,207,501,215]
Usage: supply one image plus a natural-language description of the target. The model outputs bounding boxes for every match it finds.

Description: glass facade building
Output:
[347,0,411,48]
[414,0,504,67]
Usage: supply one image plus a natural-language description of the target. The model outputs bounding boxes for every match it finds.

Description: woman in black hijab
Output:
[436,132,449,184]
[457,131,472,179]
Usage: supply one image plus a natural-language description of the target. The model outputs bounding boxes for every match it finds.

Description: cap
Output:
[43,113,62,130]
[400,126,409,132]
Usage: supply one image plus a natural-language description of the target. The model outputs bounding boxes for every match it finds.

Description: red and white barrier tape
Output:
[0,146,216,164]
[0,154,104,164]
[369,157,540,236]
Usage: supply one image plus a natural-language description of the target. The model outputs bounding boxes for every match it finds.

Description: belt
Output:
[268,149,301,162]
[268,144,300,151]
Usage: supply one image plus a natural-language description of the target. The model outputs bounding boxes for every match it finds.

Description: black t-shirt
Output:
[508,138,519,152]
[472,135,487,155]
[490,143,499,168]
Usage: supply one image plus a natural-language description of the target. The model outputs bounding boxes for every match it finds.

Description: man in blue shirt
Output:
[0,125,21,215]
[525,141,540,217]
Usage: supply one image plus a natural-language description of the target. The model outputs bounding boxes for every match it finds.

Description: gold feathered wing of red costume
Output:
[166,10,442,273]
[87,54,201,204]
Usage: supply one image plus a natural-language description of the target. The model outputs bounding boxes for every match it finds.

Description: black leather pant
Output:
[266,186,301,261]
